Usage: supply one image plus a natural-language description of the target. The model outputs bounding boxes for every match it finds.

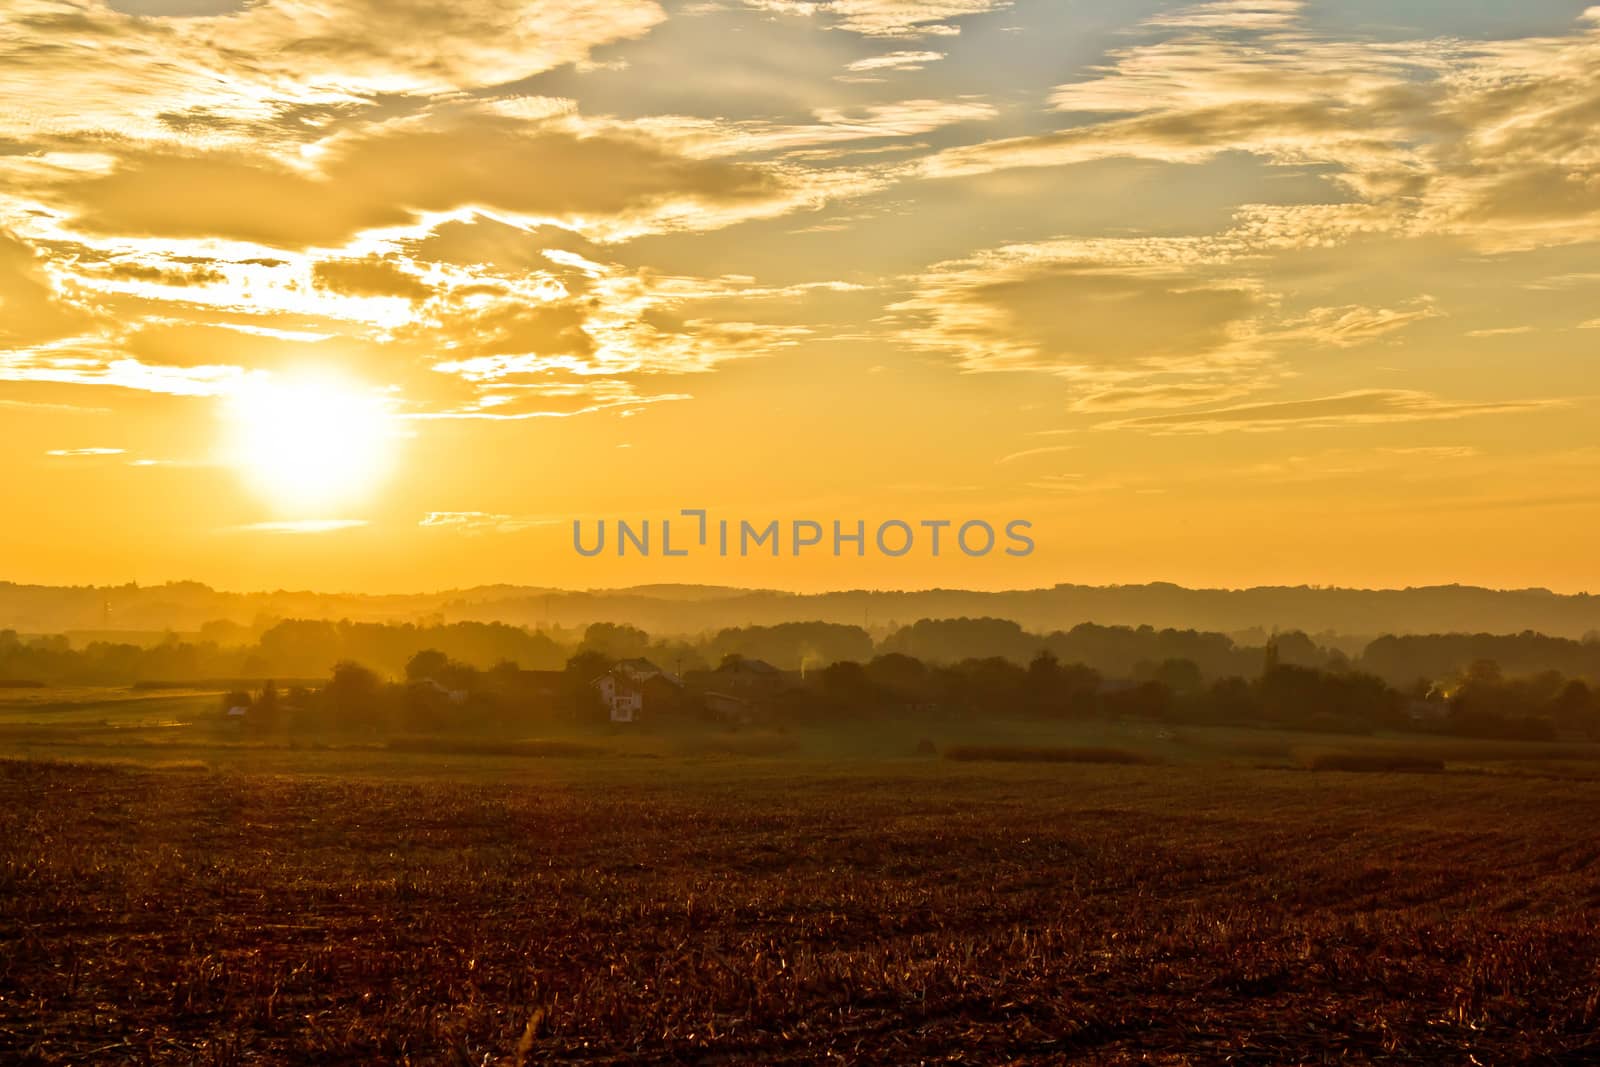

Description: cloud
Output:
[996,444,1073,464]
[46,447,125,456]
[392,243,835,417]
[648,98,996,158]
[409,378,690,420]
[0,0,665,143]
[742,1,1009,38]
[1145,0,1305,30]
[1270,301,1440,349]
[1238,443,1481,481]
[2,207,843,414]
[806,98,994,139]
[128,456,210,468]
[924,37,1434,181]
[54,112,797,249]
[0,396,112,413]
[418,511,555,533]
[890,238,1264,378]
[1,330,249,397]
[311,255,432,301]
[844,49,945,73]
[1067,382,1257,413]
[0,230,94,346]
[1024,472,1127,494]
[1098,389,1558,434]
[827,0,1009,36]
[236,518,369,534]
[920,3,1600,251]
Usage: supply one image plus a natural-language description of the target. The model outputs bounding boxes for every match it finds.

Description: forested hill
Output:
[3,580,1599,641]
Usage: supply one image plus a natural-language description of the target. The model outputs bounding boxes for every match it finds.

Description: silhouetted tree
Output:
[406,649,450,682]
[581,622,650,660]
[565,648,611,682]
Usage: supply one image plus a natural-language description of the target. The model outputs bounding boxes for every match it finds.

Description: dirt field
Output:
[4,755,1600,1064]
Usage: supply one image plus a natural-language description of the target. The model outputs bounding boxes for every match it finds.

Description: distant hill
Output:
[4,580,1599,642]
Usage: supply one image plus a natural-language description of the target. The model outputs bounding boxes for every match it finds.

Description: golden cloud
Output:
[1098,389,1560,435]
[0,0,664,143]
[890,238,1265,378]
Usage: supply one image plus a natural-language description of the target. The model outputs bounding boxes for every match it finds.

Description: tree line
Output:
[6,616,1600,704]
[211,639,1600,744]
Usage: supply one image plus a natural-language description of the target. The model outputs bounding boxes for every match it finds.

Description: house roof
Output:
[613,657,683,686]
[594,660,683,688]
[718,657,779,674]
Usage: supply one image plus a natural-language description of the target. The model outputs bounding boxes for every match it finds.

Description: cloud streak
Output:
[1098,390,1560,435]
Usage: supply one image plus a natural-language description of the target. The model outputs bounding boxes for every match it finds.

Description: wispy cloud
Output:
[0,398,111,413]
[742,1,1012,38]
[236,519,369,534]
[921,2,1600,251]
[889,236,1264,379]
[1145,0,1305,30]
[844,49,946,74]
[1099,390,1560,435]
[996,444,1074,465]
[419,512,557,534]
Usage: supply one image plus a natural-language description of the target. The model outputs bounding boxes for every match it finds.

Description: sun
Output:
[225,372,399,512]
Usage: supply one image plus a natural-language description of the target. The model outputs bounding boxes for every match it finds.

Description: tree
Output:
[325,660,383,726]
[565,649,611,681]
[1553,679,1597,737]
[406,649,450,682]
[820,660,872,708]
[1271,631,1324,669]
[581,622,650,660]
[1465,658,1503,687]
[865,653,929,699]
[1024,650,1064,715]
[1152,658,1203,695]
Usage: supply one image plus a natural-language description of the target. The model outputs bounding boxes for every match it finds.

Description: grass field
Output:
[5,737,1600,1064]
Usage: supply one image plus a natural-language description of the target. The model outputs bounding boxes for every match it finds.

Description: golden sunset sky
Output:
[2,0,1598,593]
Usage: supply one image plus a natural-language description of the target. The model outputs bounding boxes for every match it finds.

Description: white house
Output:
[594,673,644,723]
[591,658,683,723]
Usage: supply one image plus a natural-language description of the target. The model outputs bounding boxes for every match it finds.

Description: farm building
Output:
[592,658,684,723]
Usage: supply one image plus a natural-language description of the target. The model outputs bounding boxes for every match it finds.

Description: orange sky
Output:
[3,0,1599,594]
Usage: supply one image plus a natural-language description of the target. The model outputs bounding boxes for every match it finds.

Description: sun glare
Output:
[225,372,397,512]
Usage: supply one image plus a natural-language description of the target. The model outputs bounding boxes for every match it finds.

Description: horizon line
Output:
[1,577,1595,600]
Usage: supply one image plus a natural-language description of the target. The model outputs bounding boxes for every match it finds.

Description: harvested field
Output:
[3,757,1600,1064]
